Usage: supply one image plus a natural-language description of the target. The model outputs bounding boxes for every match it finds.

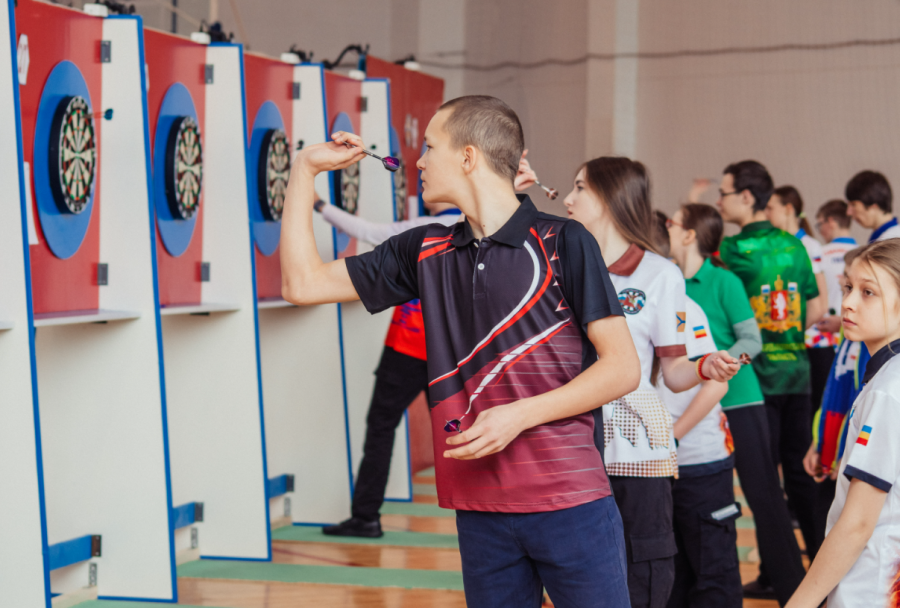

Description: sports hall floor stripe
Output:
[413,483,438,496]
[273,525,459,548]
[381,501,453,518]
[74,603,225,608]
[177,559,465,590]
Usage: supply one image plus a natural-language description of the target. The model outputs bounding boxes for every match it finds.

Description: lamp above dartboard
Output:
[48,95,97,215]
[257,128,290,221]
[164,116,203,220]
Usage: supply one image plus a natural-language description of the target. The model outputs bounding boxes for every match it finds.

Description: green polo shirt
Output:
[719,221,818,396]
[686,258,765,409]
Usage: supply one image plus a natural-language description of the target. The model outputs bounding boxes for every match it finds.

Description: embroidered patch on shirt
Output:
[693,325,707,339]
[857,425,872,446]
[676,311,686,332]
[618,288,646,315]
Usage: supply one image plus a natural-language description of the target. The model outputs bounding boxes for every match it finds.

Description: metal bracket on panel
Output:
[200,262,210,282]
[292,82,301,100]
[91,535,102,557]
[190,527,198,549]
[96,263,108,286]
[284,497,291,517]
[204,64,214,84]
[100,41,111,63]
[360,96,368,112]
[285,474,295,493]
[194,502,205,522]
[88,563,97,587]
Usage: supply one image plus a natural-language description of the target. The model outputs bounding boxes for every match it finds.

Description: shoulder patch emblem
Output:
[618,288,646,315]
[676,312,686,332]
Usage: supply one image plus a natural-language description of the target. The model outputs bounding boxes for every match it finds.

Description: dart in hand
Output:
[535,180,558,200]
[342,142,400,172]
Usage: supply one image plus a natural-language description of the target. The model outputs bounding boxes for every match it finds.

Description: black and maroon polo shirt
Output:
[346,196,624,513]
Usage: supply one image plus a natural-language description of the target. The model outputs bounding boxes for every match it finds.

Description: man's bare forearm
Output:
[280,163,358,305]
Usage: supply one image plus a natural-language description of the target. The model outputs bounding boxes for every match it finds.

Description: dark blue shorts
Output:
[456,496,630,608]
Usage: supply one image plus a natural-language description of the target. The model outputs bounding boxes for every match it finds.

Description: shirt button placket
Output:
[473,240,489,298]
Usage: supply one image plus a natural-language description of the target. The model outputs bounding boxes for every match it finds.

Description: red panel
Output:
[17,0,103,314]
[243,53,293,300]
[144,29,206,306]
[366,57,444,220]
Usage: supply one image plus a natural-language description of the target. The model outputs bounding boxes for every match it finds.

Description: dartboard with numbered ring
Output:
[340,161,360,215]
[165,116,203,220]
[258,128,290,221]
[49,96,96,214]
[393,157,407,220]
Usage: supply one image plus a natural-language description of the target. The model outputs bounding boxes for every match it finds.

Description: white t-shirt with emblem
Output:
[602,246,686,478]
[797,229,831,348]
[821,237,857,315]
[658,297,733,468]
[826,354,900,607]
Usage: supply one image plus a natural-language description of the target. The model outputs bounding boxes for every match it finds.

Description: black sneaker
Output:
[322,517,383,538]
[742,580,777,600]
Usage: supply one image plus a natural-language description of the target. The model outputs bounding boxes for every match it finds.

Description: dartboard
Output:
[165,116,203,220]
[49,96,96,214]
[340,161,360,215]
[393,157,407,220]
[258,128,290,221]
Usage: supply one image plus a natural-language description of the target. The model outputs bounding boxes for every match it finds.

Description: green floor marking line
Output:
[415,467,435,477]
[737,545,757,563]
[178,560,464,591]
[273,525,459,548]
[381,501,454,518]
[736,494,749,507]
[736,515,756,529]
[74,603,226,608]
[413,483,438,496]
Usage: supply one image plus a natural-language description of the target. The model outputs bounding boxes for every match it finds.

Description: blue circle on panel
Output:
[154,83,200,258]
[248,101,285,256]
[330,112,356,254]
[33,61,95,259]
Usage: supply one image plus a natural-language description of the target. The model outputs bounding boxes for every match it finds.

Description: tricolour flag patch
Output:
[857,425,872,446]
[693,325,708,339]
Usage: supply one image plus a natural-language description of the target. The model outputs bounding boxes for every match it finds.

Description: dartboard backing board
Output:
[144,28,207,306]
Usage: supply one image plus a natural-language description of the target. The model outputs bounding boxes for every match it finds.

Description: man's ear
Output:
[462,144,478,175]
[741,190,755,210]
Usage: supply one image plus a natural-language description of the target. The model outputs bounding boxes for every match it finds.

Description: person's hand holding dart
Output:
[515,150,558,200]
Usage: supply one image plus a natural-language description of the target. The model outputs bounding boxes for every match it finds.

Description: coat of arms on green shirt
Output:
[750,275,802,334]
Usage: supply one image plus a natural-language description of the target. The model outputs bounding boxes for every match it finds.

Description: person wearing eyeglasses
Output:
[716,160,825,604]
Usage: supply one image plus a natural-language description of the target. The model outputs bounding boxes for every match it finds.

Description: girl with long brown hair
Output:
[562,158,739,608]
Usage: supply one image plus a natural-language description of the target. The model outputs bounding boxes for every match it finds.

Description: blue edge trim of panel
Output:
[9,0,52,605]
[47,535,97,571]
[110,13,179,603]
[266,474,293,499]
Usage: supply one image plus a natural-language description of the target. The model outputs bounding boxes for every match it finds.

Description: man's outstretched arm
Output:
[281,132,369,305]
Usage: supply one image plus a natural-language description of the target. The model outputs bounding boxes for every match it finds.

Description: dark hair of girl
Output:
[773,185,814,236]
[580,157,661,255]
[680,203,726,268]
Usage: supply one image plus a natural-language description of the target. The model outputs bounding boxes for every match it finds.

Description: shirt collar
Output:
[607,243,645,276]
[796,228,807,239]
[869,217,899,243]
[451,194,538,249]
[863,339,900,384]
[740,220,773,235]
[435,208,462,217]
[689,257,715,283]
[832,236,857,245]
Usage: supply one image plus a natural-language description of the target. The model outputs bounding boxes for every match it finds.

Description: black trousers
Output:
[610,476,677,608]
[351,346,429,522]
[808,347,836,414]
[668,467,743,608]
[763,393,825,562]
[725,406,805,606]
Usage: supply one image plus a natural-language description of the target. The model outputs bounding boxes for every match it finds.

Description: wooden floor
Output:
[172,471,782,608]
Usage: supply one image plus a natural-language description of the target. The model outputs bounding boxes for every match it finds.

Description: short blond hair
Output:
[439,95,524,183]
